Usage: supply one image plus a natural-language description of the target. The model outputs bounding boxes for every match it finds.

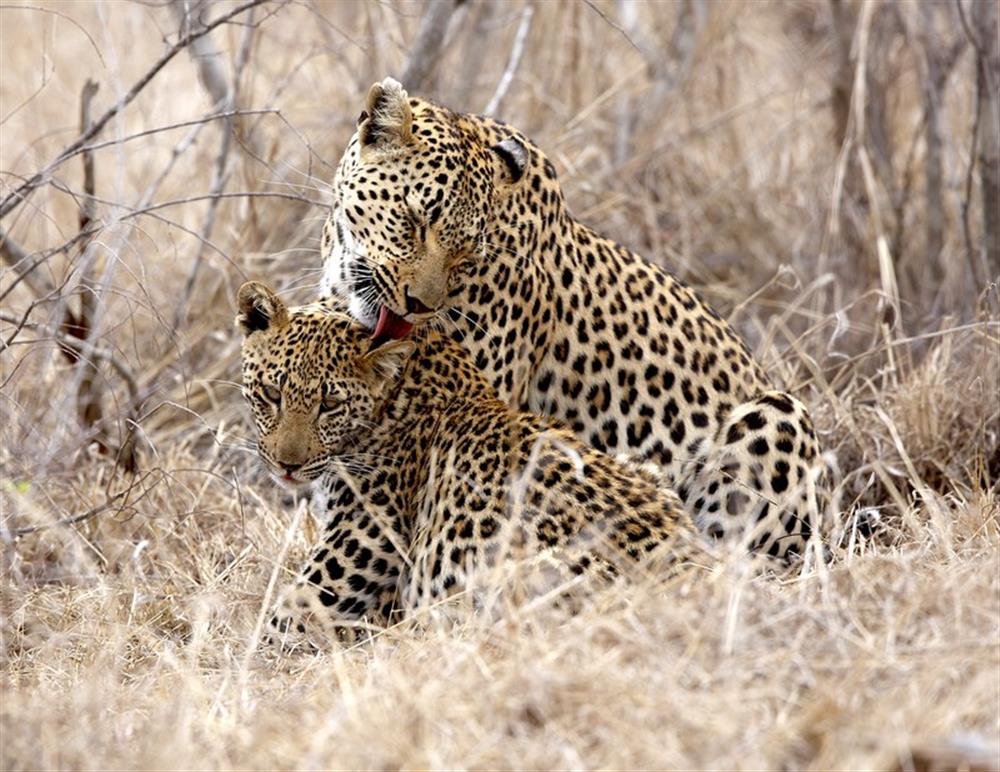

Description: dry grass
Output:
[1,1,998,770]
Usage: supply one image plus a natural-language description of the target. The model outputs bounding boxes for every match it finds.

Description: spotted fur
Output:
[238,282,702,643]
[320,78,825,560]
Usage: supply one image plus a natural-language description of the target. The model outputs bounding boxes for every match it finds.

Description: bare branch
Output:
[0,0,271,222]
[170,2,258,333]
[0,226,55,299]
[452,3,495,105]
[0,301,144,475]
[4,470,161,538]
[972,0,1000,280]
[0,311,140,406]
[72,79,111,460]
[919,4,946,270]
[0,187,319,310]
[171,0,232,109]
[582,0,643,55]
[45,183,321,223]
[77,80,99,235]
[960,21,986,294]
[399,0,464,92]
[0,4,106,68]
[613,0,704,164]
[483,4,534,116]
[56,108,278,159]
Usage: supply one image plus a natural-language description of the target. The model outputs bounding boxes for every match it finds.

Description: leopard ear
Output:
[491,137,528,184]
[359,77,413,149]
[361,338,416,383]
[237,281,289,336]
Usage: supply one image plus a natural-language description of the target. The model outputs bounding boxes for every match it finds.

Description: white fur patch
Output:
[322,212,376,328]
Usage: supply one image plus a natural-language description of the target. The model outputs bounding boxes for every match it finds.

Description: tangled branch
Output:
[0,0,271,222]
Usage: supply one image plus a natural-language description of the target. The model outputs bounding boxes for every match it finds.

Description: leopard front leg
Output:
[681,390,826,561]
[267,488,407,649]
[269,568,400,649]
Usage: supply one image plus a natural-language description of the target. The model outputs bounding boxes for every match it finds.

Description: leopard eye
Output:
[261,384,281,404]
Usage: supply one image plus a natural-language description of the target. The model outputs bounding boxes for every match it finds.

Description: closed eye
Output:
[262,383,281,404]
[405,199,424,222]
[319,394,344,413]
[406,208,425,236]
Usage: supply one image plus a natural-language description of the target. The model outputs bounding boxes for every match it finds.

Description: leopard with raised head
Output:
[238,281,702,641]
[320,78,825,560]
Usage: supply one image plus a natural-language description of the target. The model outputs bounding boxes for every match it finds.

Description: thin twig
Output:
[0,0,271,222]
[171,0,232,109]
[581,0,642,55]
[0,187,318,302]
[4,470,161,538]
[484,4,534,116]
[0,226,55,299]
[170,2,257,334]
[0,202,240,309]
[0,110,279,305]
[0,5,106,69]
[63,108,279,158]
[49,185,323,218]
[0,311,140,406]
[0,276,75,351]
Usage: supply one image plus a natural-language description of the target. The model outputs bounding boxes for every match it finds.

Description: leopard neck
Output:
[355,333,497,518]
[373,331,496,440]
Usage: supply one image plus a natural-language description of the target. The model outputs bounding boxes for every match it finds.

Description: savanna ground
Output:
[1,1,998,769]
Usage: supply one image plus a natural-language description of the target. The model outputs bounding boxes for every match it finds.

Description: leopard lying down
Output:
[238,281,706,642]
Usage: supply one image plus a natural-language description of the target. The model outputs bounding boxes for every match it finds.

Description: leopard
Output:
[237,281,704,641]
[319,77,825,561]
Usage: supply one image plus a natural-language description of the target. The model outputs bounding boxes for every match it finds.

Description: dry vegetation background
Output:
[1,0,999,769]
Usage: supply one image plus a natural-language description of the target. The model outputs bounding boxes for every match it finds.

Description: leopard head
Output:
[236,281,414,488]
[320,77,531,339]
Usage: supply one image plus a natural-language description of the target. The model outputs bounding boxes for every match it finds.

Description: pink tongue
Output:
[372,305,413,341]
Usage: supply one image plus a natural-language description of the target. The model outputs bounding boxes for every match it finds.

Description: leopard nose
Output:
[405,292,434,315]
[279,461,303,474]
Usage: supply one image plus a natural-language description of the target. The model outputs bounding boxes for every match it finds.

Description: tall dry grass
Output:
[1,1,998,769]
